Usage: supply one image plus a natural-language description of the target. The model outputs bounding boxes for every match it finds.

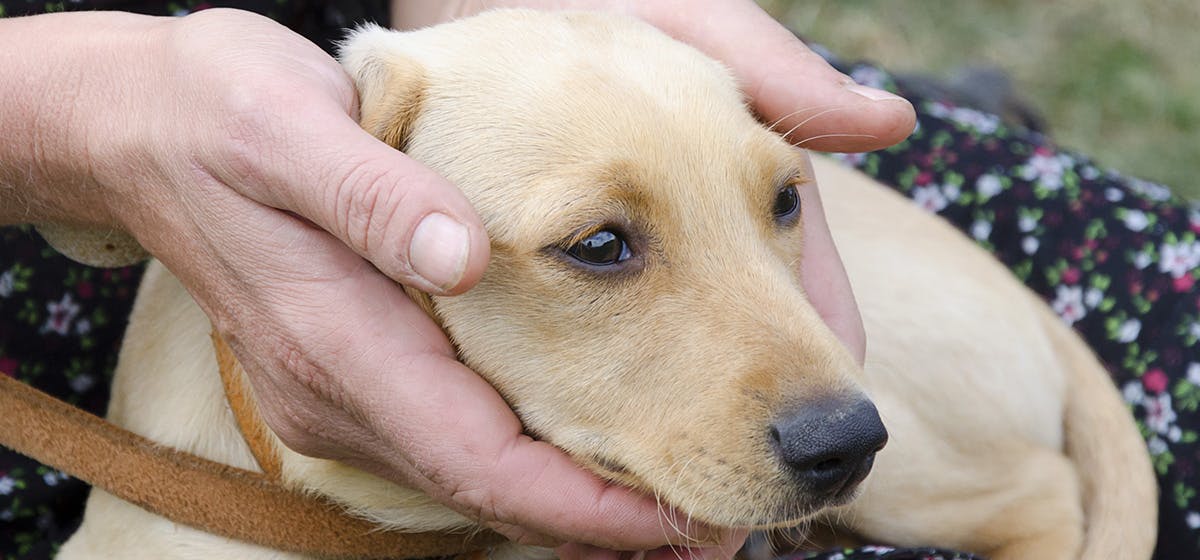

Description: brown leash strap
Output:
[0,371,504,558]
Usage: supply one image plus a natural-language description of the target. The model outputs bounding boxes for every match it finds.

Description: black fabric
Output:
[0,0,388,55]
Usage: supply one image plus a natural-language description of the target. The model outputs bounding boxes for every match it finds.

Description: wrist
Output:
[0,11,166,228]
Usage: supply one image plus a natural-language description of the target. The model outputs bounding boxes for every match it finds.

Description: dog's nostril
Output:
[811,457,843,474]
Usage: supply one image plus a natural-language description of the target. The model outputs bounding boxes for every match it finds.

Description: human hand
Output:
[0,6,715,553]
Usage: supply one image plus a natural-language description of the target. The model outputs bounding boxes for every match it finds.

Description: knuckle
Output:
[211,84,282,179]
[447,480,499,526]
[328,160,411,262]
[253,331,352,457]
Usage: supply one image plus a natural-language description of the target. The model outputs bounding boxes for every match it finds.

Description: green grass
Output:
[760,0,1200,200]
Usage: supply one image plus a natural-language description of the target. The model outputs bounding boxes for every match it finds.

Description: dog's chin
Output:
[576,455,868,531]
[740,483,866,531]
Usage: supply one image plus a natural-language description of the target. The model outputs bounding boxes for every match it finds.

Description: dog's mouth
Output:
[576,447,877,531]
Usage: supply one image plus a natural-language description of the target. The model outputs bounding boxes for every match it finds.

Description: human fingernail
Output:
[846,83,906,102]
[409,212,469,291]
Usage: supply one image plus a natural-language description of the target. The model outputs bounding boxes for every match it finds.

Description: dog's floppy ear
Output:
[340,27,447,331]
[339,24,427,151]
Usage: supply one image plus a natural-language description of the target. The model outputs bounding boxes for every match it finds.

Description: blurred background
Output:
[758,0,1199,199]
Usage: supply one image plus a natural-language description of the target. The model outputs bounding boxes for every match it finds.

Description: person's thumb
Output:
[213,106,491,295]
[636,0,915,153]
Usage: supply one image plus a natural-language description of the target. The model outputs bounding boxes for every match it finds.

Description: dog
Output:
[58,9,1156,559]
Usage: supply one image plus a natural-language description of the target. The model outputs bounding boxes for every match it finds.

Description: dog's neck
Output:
[0,337,502,558]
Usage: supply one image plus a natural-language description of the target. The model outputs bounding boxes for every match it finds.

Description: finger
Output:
[635,0,915,152]
[797,183,866,363]
[639,528,750,560]
[556,543,624,560]
[204,99,490,296]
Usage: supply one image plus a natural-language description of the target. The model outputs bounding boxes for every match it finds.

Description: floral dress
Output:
[1,4,1196,560]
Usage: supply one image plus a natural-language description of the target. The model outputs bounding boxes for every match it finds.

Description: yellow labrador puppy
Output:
[59,9,1156,560]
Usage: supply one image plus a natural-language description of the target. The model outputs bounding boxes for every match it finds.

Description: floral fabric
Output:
[0,226,144,559]
[1,6,1197,560]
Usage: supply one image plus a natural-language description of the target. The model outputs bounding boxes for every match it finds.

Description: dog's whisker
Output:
[653,457,692,547]
[671,457,706,546]
[649,458,686,549]
[794,132,880,147]
[764,102,859,131]
[778,105,858,139]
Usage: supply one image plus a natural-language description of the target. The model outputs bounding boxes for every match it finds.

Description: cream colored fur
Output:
[59,10,1156,560]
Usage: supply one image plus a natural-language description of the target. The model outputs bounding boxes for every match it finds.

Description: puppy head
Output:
[341,10,884,529]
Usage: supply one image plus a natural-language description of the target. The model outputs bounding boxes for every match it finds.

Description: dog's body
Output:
[59,10,1155,560]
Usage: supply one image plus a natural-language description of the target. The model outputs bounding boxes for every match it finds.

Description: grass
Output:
[759,0,1200,200]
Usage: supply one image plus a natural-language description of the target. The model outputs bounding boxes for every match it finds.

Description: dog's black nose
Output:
[769,398,888,496]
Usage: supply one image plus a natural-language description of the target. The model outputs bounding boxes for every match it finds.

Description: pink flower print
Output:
[1145,392,1177,435]
[1176,275,1197,293]
[1143,369,1169,394]
[912,184,948,213]
[76,280,94,299]
[1052,285,1087,324]
[1062,267,1081,285]
[1159,240,1200,279]
[0,357,15,377]
[42,294,80,336]
[1020,151,1072,190]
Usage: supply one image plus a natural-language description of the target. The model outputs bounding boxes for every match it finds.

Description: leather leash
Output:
[0,338,504,559]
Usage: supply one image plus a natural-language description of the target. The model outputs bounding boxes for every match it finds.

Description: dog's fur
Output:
[59,10,1156,560]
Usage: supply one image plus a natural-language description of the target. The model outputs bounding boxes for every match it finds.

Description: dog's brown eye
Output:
[567,230,631,266]
[773,185,801,224]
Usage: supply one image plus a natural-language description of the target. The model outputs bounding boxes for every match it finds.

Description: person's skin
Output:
[0,2,913,559]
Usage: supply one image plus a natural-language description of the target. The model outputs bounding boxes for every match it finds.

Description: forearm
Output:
[0,11,165,228]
